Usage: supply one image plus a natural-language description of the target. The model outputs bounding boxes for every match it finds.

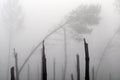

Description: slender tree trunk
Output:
[13,49,19,80]
[28,64,30,80]
[53,58,56,80]
[37,64,40,80]
[11,67,15,80]
[109,73,112,80]
[71,74,74,80]
[84,39,90,80]
[63,27,67,80]
[92,67,95,80]
[76,54,80,80]
[41,41,47,80]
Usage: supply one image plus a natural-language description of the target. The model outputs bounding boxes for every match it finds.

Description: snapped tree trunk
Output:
[11,67,15,80]
[76,54,80,80]
[84,38,90,80]
[41,41,47,80]
[13,49,19,80]
[71,74,74,80]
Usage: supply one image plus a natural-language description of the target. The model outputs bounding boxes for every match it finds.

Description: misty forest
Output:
[0,0,120,80]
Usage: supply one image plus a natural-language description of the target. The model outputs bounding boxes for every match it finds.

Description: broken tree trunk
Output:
[13,49,19,80]
[41,41,47,80]
[71,74,74,80]
[84,38,90,80]
[11,67,15,80]
[76,54,80,80]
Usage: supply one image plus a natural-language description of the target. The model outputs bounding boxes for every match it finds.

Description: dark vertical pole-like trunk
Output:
[53,58,56,80]
[71,74,74,80]
[76,54,80,80]
[92,67,95,80]
[41,40,47,80]
[11,67,15,80]
[84,38,90,80]
[14,49,19,80]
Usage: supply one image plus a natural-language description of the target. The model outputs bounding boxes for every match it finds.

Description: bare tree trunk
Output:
[28,64,30,80]
[84,39,90,80]
[92,67,95,80]
[71,74,74,80]
[76,54,80,80]
[13,49,19,80]
[11,67,15,80]
[109,73,112,80]
[37,64,40,80]
[41,41,47,80]
[53,58,56,80]
[63,27,67,80]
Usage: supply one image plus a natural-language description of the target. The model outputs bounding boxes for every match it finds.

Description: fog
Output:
[0,0,120,80]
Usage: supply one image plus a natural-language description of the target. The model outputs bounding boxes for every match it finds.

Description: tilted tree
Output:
[18,4,101,76]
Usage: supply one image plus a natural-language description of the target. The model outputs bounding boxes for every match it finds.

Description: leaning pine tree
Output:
[41,41,47,80]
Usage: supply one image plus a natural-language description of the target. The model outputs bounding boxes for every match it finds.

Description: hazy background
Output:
[0,0,120,80]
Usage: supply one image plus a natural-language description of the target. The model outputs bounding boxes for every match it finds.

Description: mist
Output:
[0,0,120,80]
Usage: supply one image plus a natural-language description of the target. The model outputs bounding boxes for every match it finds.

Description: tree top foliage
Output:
[66,4,101,34]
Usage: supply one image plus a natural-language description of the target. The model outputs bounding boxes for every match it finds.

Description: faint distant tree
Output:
[53,58,56,80]
[71,74,74,80]
[115,0,120,12]
[2,0,24,80]
[28,64,30,80]
[92,66,95,80]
